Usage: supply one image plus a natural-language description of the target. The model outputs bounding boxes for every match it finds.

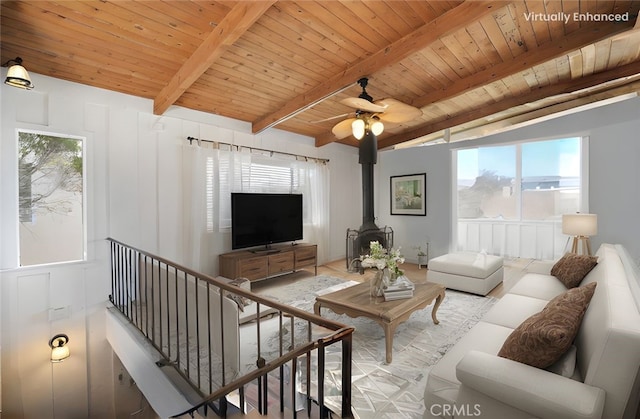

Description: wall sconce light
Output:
[49,334,70,363]
[562,213,598,255]
[3,56,34,90]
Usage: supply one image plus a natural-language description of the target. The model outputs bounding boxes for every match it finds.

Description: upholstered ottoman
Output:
[427,252,503,295]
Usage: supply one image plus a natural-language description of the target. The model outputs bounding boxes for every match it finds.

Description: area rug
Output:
[252,274,498,418]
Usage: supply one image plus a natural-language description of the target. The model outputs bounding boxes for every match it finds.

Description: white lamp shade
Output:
[51,345,70,362]
[562,213,597,236]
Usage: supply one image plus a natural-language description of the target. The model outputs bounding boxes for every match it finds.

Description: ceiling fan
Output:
[331,78,423,140]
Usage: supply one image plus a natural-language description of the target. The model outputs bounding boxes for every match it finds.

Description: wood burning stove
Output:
[346,130,393,271]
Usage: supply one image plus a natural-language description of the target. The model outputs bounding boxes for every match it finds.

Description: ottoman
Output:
[427,252,503,295]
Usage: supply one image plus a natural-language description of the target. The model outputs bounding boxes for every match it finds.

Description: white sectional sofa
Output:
[423,243,640,419]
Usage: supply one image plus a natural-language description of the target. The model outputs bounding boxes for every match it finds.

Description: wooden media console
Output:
[219,243,317,281]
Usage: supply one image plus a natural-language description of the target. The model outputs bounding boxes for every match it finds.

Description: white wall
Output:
[377,144,452,260]
[378,96,640,263]
[1,73,115,417]
[0,72,360,417]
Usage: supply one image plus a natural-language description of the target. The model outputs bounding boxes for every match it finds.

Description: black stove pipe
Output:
[358,131,379,232]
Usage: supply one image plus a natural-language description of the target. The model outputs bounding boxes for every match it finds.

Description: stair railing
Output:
[107,238,354,418]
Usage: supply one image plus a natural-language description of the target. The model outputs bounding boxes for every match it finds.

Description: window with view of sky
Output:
[457,137,581,222]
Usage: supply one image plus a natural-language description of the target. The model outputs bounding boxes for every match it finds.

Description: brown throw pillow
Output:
[550,253,598,288]
[498,282,597,369]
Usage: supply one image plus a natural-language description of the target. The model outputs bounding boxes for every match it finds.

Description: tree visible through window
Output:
[18,130,85,266]
[455,137,584,258]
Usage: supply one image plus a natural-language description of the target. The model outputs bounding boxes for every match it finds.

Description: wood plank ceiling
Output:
[2,1,639,149]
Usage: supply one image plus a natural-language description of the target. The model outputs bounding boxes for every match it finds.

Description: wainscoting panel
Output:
[458,220,564,260]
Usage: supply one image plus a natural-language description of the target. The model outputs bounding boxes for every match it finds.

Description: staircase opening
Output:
[107,238,354,418]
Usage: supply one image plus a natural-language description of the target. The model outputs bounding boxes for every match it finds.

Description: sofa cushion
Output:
[498,282,597,368]
[546,345,577,378]
[550,253,598,288]
[424,321,513,406]
[507,272,567,301]
[481,293,548,329]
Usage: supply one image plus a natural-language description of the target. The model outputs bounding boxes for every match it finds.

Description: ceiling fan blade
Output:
[332,118,356,139]
[310,113,351,124]
[375,98,423,123]
[340,97,387,113]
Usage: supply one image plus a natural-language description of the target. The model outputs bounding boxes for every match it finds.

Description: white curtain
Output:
[218,147,252,230]
[182,143,216,272]
[293,159,330,264]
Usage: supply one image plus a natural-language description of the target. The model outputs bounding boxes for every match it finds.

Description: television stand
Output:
[251,248,281,255]
[219,243,317,281]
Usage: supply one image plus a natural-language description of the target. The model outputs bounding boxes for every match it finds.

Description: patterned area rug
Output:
[255,274,498,418]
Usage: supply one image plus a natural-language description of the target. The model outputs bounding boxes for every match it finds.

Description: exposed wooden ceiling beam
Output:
[252,1,507,135]
[153,1,275,115]
[315,13,637,148]
[397,79,640,149]
[377,59,640,149]
[412,20,638,110]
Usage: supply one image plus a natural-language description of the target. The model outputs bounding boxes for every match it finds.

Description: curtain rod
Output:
[186,136,329,163]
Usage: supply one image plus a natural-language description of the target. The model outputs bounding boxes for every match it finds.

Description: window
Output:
[521,139,581,220]
[457,145,517,220]
[218,151,309,231]
[455,137,584,258]
[18,130,85,266]
[182,142,329,269]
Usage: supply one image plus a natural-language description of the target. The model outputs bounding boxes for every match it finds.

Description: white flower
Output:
[360,257,377,268]
[360,241,405,276]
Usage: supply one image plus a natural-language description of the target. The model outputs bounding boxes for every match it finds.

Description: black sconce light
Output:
[3,57,34,89]
[49,334,70,362]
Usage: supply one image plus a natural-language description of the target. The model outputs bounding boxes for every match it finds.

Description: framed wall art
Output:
[390,173,426,216]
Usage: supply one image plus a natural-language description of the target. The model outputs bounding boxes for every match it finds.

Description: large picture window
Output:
[217,150,319,231]
[181,142,329,270]
[455,137,585,258]
[18,130,85,266]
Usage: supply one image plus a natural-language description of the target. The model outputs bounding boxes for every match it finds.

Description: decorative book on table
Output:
[383,276,415,301]
[384,290,414,301]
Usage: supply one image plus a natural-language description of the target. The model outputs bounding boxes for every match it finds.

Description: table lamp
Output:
[562,213,597,255]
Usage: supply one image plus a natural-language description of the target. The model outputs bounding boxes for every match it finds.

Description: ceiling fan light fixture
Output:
[3,57,34,90]
[352,118,366,140]
[371,119,384,136]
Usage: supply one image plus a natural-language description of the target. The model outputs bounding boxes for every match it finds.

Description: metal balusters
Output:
[107,238,355,418]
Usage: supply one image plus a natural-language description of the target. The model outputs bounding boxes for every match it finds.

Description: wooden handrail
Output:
[107,238,354,418]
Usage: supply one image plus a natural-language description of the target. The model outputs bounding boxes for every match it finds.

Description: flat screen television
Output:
[231,193,303,250]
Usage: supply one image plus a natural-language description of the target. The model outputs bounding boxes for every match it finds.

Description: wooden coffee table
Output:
[314,280,446,363]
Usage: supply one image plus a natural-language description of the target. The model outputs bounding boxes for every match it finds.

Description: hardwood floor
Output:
[316,257,532,299]
[252,255,535,303]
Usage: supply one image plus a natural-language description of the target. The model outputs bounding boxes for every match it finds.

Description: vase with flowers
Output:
[360,241,405,297]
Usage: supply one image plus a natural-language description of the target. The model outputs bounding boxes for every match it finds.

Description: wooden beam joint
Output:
[153,1,275,115]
